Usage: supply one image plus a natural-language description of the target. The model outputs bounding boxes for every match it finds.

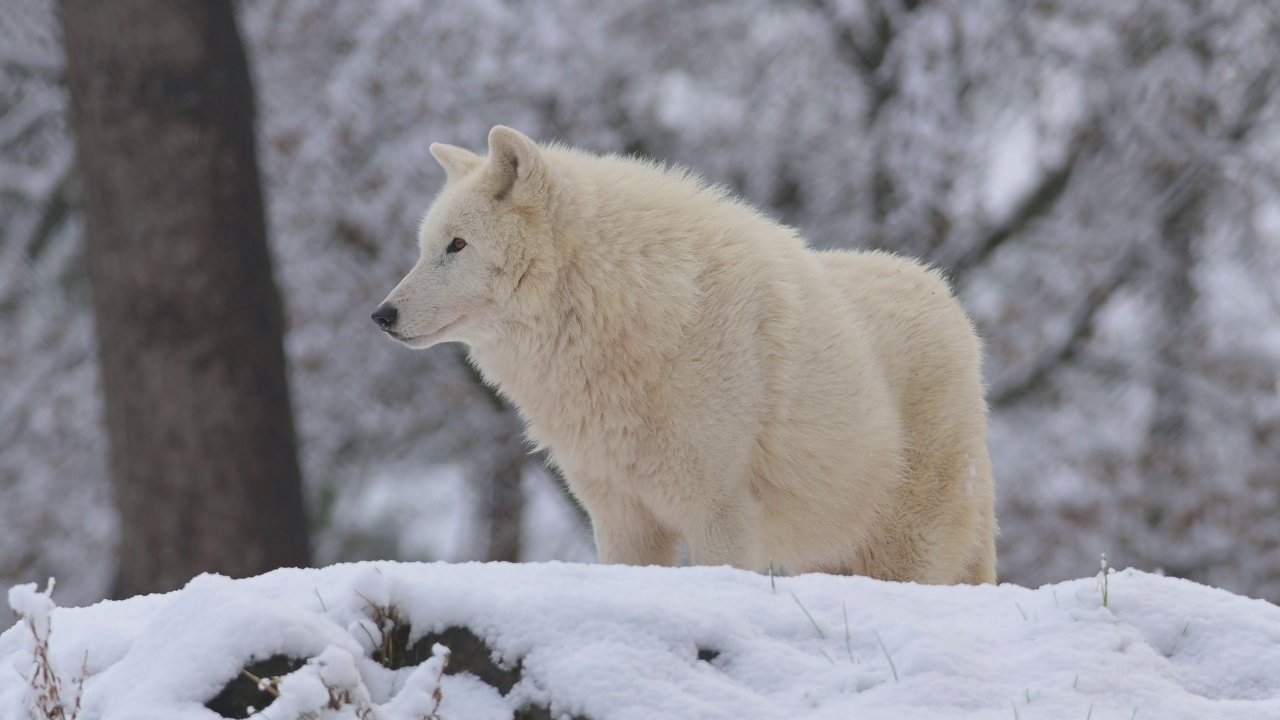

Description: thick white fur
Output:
[380,126,997,584]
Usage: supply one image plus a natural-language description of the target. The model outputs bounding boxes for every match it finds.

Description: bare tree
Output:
[57,0,309,597]
[10,0,1279,602]
[472,412,526,563]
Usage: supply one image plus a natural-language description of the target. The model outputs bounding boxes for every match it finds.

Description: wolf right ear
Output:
[484,125,547,204]
[430,143,483,180]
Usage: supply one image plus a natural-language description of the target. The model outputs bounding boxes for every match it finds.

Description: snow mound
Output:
[2,563,1278,719]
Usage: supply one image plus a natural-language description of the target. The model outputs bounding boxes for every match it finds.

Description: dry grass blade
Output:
[232,664,281,699]
[789,591,826,640]
[14,596,84,720]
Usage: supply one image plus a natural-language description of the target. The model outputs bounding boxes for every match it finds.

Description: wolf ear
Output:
[484,125,547,204]
[430,143,482,180]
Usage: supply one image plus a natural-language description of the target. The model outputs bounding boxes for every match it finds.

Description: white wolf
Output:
[374,126,996,583]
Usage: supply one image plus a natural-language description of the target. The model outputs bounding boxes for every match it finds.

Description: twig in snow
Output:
[790,591,826,639]
[842,602,856,664]
[874,630,898,682]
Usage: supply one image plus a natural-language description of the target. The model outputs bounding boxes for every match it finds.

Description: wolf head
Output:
[372,126,554,348]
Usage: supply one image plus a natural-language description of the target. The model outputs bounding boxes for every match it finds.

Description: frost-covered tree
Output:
[0,0,113,607]
[2,0,1278,604]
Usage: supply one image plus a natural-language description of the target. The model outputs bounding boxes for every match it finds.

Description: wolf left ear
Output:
[484,125,547,204]
[430,143,482,181]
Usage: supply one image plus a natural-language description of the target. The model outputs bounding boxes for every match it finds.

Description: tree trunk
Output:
[58,0,310,598]
[472,408,526,563]
[1137,165,1205,572]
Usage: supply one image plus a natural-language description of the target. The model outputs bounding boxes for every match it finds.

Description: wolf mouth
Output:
[392,316,462,346]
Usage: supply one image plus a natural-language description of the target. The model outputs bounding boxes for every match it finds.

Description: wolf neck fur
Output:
[469,164,705,440]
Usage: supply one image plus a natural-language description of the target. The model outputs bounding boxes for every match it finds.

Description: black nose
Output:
[371,304,398,331]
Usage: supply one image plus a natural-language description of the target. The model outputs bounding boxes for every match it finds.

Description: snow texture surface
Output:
[4,563,1279,719]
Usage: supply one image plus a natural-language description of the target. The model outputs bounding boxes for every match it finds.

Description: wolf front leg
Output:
[684,495,760,571]
[584,493,680,567]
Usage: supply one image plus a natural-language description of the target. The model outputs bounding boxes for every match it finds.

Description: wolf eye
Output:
[446,237,467,254]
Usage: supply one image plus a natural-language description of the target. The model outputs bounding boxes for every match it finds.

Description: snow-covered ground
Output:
[3,563,1278,720]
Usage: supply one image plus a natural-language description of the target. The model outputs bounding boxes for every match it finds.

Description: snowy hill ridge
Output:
[2,563,1279,720]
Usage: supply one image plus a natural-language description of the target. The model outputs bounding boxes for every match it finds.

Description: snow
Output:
[982,113,1040,221]
[4,564,1279,720]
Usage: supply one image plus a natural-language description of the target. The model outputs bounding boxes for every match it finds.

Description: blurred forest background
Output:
[2,0,1279,609]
